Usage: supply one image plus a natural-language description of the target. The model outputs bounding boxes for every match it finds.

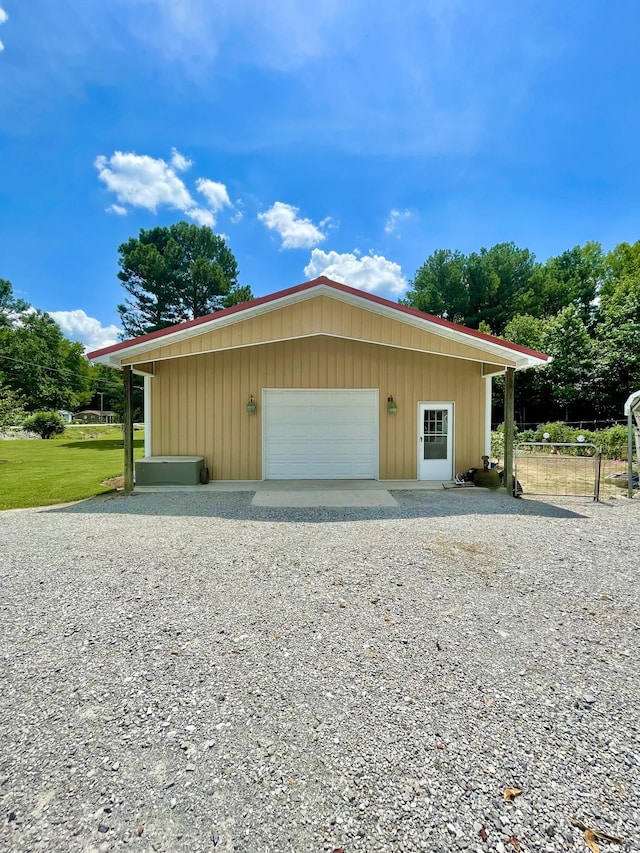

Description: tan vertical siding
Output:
[150,337,486,480]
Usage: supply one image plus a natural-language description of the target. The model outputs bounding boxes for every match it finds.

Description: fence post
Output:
[504,367,515,496]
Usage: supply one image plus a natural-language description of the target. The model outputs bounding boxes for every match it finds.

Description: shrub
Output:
[0,384,26,434]
[22,411,66,440]
[492,422,631,461]
[490,429,504,461]
[491,423,532,461]
[532,421,575,444]
[597,425,629,460]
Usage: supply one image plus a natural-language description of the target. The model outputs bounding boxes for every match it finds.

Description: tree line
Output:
[0,277,128,429]
[2,224,638,433]
[402,241,640,424]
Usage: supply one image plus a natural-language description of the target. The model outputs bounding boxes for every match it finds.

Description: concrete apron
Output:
[134,480,447,507]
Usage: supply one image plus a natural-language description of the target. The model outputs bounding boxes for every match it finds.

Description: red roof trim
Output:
[87,275,549,362]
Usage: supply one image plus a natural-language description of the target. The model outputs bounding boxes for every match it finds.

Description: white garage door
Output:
[263,389,379,479]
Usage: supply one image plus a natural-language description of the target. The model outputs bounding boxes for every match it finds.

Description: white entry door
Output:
[263,389,379,479]
[418,403,454,480]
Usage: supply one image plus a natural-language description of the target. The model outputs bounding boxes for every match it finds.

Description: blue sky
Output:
[1,0,639,350]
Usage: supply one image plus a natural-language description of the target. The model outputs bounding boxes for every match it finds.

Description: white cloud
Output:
[384,208,411,235]
[49,310,122,352]
[95,149,234,229]
[196,178,231,212]
[185,206,215,227]
[259,201,327,249]
[171,147,192,172]
[95,151,193,213]
[304,249,407,296]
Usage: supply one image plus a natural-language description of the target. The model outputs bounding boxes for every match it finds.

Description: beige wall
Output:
[124,295,516,370]
[149,336,487,480]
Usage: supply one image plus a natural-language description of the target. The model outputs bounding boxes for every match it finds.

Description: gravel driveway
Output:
[1,490,638,853]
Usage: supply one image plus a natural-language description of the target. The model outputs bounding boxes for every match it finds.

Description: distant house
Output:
[75,409,117,424]
[57,410,73,424]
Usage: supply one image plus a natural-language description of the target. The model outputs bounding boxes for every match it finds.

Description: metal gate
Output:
[515,442,602,501]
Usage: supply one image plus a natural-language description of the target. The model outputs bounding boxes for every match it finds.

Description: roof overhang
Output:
[88,277,550,372]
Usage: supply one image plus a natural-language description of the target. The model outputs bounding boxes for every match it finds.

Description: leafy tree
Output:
[117,222,252,337]
[23,410,66,439]
[541,305,596,419]
[116,232,174,336]
[598,267,640,326]
[0,381,25,433]
[602,240,640,285]
[502,314,548,351]
[592,321,640,416]
[591,268,640,415]
[87,363,143,423]
[595,246,640,412]
[405,243,536,334]
[0,311,92,412]
[408,238,640,424]
[495,315,549,425]
[467,243,536,333]
[539,242,604,323]
[88,363,125,412]
[223,284,254,308]
[403,250,468,322]
[0,279,30,329]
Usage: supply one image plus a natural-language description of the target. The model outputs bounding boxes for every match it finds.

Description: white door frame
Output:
[261,388,380,480]
[417,402,454,480]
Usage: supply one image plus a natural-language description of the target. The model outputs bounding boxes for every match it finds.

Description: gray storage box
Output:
[135,456,205,486]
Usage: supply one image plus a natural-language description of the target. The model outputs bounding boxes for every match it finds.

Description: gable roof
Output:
[88,276,549,370]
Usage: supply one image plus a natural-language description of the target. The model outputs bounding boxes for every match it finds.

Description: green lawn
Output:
[0,428,144,510]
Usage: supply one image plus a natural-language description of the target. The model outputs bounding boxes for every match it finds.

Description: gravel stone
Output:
[0,489,638,852]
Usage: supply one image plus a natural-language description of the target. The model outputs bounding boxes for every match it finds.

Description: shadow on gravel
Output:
[42,489,589,522]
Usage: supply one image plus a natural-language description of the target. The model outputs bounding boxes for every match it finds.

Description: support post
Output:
[123,365,134,495]
[504,367,515,497]
[144,375,151,458]
[629,410,635,500]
